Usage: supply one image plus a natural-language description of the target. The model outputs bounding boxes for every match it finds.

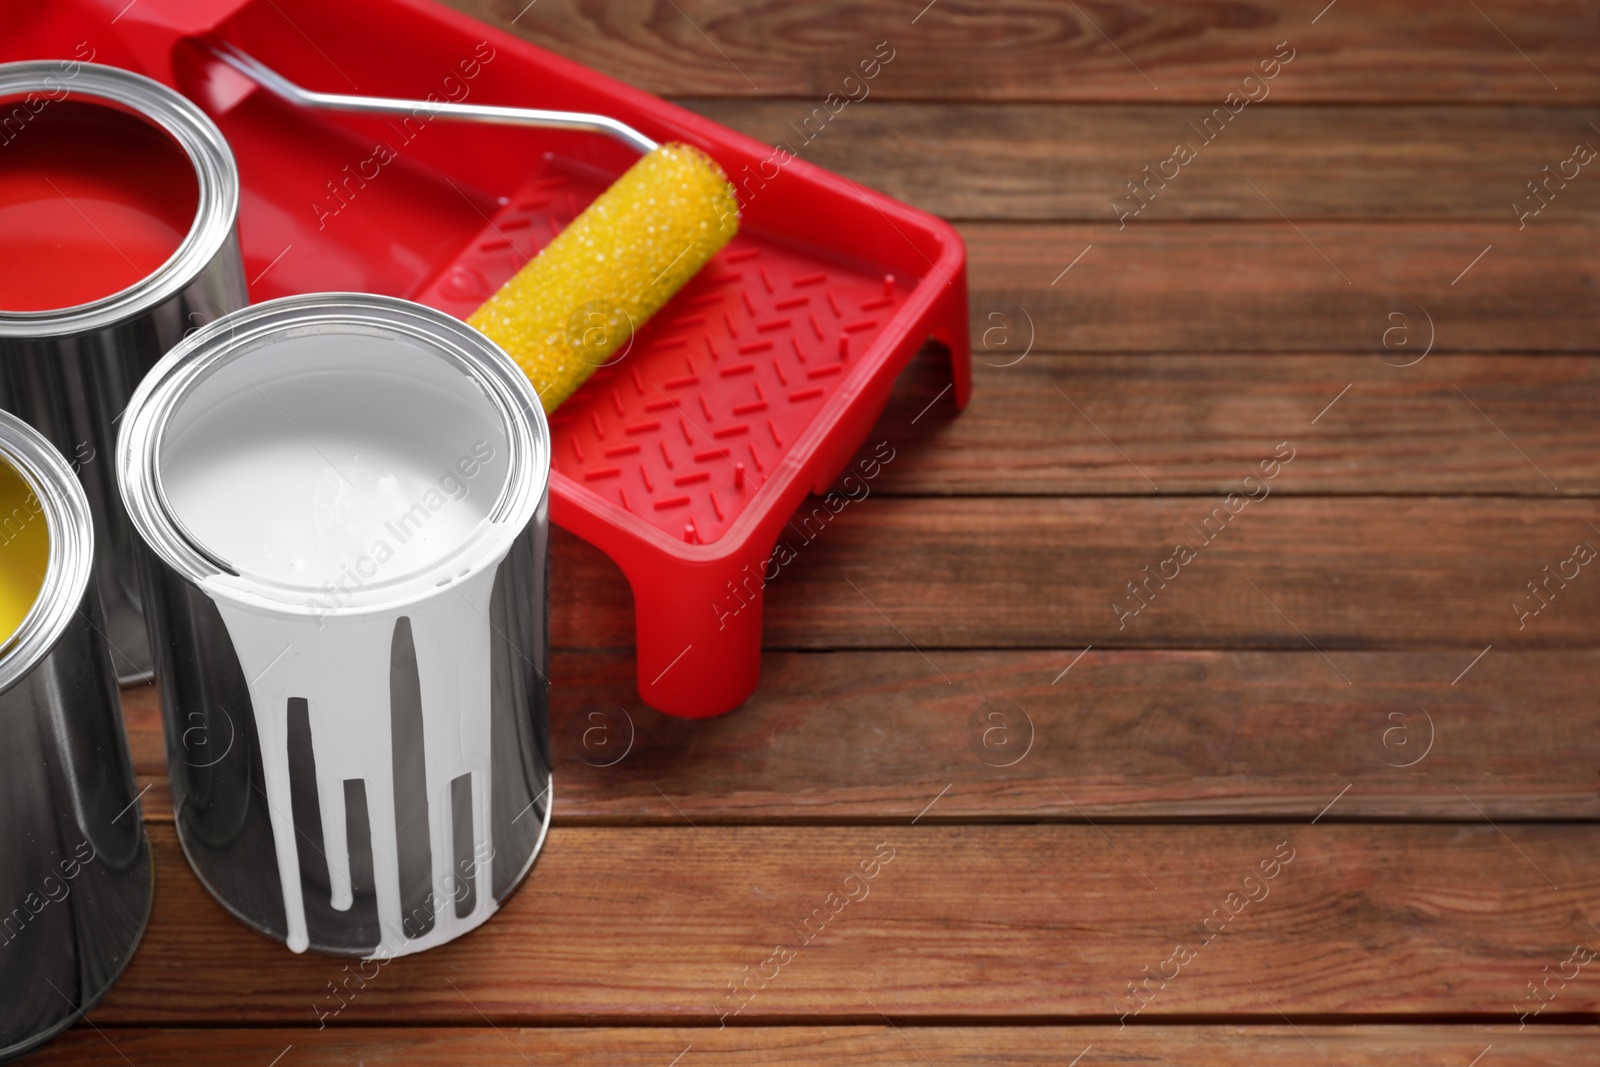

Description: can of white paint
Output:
[0,410,150,1060]
[117,293,551,957]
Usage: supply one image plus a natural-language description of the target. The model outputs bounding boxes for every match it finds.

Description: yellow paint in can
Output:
[0,459,48,646]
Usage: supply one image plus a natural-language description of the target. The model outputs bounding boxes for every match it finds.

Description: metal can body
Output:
[0,412,150,1062]
[118,294,552,958]
[0,61,248,682]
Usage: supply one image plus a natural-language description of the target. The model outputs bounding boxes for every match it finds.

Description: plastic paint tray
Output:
[2,0,970,717]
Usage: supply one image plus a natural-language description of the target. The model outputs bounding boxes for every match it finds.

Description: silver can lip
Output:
[117,292,551,616]
[0,410,95,694]
[0,61,239,335]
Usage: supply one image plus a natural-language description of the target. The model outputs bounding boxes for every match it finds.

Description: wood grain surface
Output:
[27,1026,1600,1066]
[852,350,1600,496]
[62,0,1600,1059]
[124,648,1600,824]
[679,102,1600,222]
[445,0,1600,103]
[18,1023,1593,1067]
[92,822,1600,1023]
[960,222,1600,353]
[543,498,1600,649]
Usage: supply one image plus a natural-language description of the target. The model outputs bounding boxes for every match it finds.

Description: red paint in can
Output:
[0,99,198,311]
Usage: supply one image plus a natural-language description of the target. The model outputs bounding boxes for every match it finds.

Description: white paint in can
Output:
[149,319,540,957]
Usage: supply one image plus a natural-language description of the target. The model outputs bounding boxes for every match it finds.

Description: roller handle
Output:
[204,39,659,154]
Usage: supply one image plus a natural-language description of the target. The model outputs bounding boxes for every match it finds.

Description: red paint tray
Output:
[3,0,970,717]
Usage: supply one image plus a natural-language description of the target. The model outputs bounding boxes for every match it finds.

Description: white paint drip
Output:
[156,327,527,957]
[208,567,498,957]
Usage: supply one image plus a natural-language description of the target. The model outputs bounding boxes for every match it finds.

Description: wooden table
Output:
[41,1,1600,1062]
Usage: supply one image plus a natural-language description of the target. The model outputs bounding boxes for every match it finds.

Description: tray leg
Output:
[626,545,769,718]
[932,270,972,410]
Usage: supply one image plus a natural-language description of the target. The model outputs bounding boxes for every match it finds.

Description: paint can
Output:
[0,60,248,682]
[118,293,552,957]
[0,409,151,1061]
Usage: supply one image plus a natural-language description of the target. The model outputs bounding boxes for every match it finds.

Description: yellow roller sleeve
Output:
[468,142,740,412]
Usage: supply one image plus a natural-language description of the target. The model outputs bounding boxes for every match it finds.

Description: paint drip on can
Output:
[118,294,551,957]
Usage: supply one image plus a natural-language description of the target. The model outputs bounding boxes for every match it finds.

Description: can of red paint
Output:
[0,60,248,681]
[117,293,551,957]
[0,410,150,1061]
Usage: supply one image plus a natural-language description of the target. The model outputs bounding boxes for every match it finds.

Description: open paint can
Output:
[118,293,551,957]
[0,60,248,681]
[0,410,150,1060]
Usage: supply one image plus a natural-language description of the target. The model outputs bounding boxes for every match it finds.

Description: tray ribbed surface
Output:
[415,160,909,543]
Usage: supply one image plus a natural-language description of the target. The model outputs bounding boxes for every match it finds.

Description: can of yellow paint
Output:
[0,409,150,1060]
[117,293,551,957]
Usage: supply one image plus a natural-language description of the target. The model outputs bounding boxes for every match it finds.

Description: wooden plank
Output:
[537,497,1600,650]
[853,351,1600,496]
[94,822,1600,1021]
[30,1026,1600,1065]
[961,222,1600,353]
[679,102,1600,222]
[441,0,1600,103]
[113,354,1588,677]
[125,648,1600,824]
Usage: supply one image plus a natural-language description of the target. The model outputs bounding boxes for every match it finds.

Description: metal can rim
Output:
[0,61,240,335]
[116,292,551,617]
[0,411,95,694]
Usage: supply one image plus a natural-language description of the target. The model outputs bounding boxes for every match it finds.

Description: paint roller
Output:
[203,41,739,412]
